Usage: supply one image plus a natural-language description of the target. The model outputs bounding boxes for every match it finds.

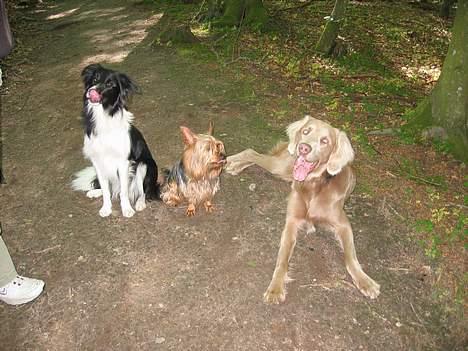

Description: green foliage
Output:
[414,205,466,261]
[352,128,377,157]
[336,49,388,75]
[449,214,467,246]
[415,219,435,233]
[426,234,443,259]
[398,122,419,145]
[385,26,408,41]
[414,220,441,259]
[399,157,419,176]
[246,260,257,267]
[432,138,455,155]
[176,44,216,61]
[397,157,448,189]
[355,181,374,196]
[373,78,410,97]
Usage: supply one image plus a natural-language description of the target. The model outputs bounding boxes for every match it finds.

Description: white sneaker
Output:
[0,275,45,305]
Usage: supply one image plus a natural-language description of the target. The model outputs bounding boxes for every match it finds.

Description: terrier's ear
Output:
[180,126,197,145]
[286,115,311,155]
[207,121,214,136]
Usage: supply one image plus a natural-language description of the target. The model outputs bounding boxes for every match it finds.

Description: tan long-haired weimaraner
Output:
[226,115,380,303]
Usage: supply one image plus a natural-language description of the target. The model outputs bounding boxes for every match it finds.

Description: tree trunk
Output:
[440,0,455,18]
[315,0,348,57]
[408,0,468,162]
[211,0,268,29]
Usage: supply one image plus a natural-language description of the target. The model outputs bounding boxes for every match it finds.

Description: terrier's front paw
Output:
[99,206,112,217]
[204,201,214,213]
[186,203,196,217]
[163,199,175,206]
[162,194,180,207]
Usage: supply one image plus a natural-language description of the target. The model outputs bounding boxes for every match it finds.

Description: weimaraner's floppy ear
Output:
[286,115,311,155]
[327,129,355,175]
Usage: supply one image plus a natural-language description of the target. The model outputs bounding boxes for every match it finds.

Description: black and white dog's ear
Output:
[117,73,140,104]
[81,64,102,87]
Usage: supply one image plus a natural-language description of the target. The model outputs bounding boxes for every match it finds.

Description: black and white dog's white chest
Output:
[83,106,132,162]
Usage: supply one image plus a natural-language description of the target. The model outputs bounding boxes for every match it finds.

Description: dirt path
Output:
[0,1,452,350]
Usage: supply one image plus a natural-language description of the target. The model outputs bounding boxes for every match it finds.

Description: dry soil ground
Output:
[0,0,458,350]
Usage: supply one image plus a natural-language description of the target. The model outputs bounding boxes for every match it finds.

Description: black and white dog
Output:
[72,64,160,217]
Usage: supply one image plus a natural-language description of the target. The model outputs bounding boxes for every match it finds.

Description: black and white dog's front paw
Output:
[121,205,135,218]
[99,206,112,217]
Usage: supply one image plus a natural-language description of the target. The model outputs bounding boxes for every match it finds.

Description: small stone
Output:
[155,337,165,344]
[248,183,256,191]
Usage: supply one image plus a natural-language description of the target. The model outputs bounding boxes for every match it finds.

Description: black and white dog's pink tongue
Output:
[293,156,317,181]
[87,89,101,103]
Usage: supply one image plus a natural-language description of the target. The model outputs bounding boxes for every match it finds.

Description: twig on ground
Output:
[232,8,246,61]
[372,310,389,323]
[387,202,406,221]
[446,202,468,209]
[341,74,380,79]
[213,32,229,44]
[406,173,442,187]
[410,302,426,326]
[207,44,220,61]
[341,280,355,289]
[191,0,206,23]
[388,267,410,272]
[33,244,61,254]
[225,56,250,65]
[273,1,315,14]
[367,141,383,155]
[368,128,400,136]
[299,283,331,290]
[391,156,443,187]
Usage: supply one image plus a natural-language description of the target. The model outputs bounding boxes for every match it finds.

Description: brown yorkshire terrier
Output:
[161,122,226,216]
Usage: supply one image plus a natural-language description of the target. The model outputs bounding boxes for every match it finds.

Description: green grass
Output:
[336,49,390,75]
[354,181,375,196]
[352,128,377,157]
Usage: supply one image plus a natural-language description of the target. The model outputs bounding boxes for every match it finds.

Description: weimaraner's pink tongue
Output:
[293,155,316,181]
